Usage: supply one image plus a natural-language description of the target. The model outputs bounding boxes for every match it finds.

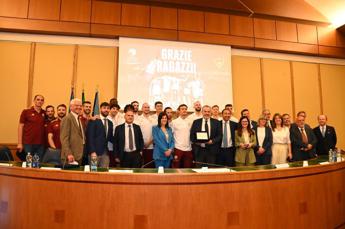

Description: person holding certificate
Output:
[190,105,222,167]
[235,116,257,166]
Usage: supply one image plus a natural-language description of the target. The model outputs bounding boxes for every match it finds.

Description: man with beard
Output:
[131,101,140,124]
[86,102,114,168]
[44,105,56,149]
[81,101,92,127]
[188,101,202,121]
[43,104,67,164]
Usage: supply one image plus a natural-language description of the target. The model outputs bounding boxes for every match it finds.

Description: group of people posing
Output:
[17,94,337,168]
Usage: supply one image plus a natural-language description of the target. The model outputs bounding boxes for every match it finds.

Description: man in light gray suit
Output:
[60,99,85,164]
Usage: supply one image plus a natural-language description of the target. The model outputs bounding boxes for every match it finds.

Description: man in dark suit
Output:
[190,105,222,167]
[241,108,257,129]
[313,115,337,155]
[86,102,113,168]
[290,115,317,161]
[113,105,144,168]
[217,109,237,167]
[290,111,311,129]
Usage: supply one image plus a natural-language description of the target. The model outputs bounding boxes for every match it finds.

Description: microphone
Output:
[192,160,228,168]
[141,159,155,168]
[61,155,80,169]
[62,155,67,170]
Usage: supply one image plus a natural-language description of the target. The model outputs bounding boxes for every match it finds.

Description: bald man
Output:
[138,103,155,167]
[190,105,222,167]
[60,98,85,164]
[313,115,337,155]
[188,101,203,121]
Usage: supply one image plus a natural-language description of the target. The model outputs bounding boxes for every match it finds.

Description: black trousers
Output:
[195,147,216,168]
[255,152,271,165]
[121,150,142,168]
[216,147,236,167]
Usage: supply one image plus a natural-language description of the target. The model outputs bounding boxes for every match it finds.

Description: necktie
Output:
[78,116,85,144]
[322,126,325,137]
[205,119,209,138]
[301,128,308,144]
[128,125,134,151]
[103,118,108,137]
[223,122,228,148]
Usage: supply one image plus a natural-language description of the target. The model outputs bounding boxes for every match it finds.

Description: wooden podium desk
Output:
[0,157,344,229]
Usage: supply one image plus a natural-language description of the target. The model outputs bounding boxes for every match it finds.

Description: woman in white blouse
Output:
[271,113,292,164]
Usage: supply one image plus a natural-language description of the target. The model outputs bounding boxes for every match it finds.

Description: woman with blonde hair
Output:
[253,115,273,165]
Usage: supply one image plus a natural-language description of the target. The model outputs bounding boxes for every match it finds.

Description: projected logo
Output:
[145,48,204,108]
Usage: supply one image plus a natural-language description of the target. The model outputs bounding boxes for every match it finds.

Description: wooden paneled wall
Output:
[0,40,118,144]
[232,55,345,149]
[0,0,345,58]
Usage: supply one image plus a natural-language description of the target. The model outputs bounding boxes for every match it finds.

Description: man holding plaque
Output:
[190,105,222,167]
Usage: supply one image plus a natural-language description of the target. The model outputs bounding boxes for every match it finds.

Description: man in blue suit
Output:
[86,102,113,168]
[217,109,238,167]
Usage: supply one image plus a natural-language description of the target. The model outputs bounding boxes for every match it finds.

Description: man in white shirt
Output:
[108,103,124,167]
[138,103,156,168]
[171,104,193,168]
[151,101,163,122]
[188,101,202,121]
[131,101,140,124]
[108,104,124,128]
[211,105,222,121]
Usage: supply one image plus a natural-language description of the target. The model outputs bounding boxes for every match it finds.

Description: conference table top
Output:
[0,155,340,173]
[0,155,344,184]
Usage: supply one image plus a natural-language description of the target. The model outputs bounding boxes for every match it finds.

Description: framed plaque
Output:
[196,131,209,142]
